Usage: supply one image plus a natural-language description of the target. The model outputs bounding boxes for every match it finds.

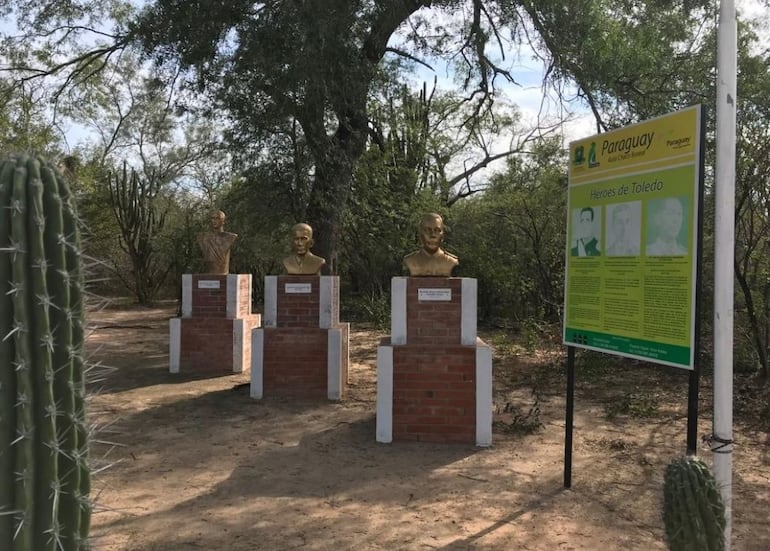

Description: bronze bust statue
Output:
[197,210,238,274]
[282,223,326,275]
[403,212,458,277]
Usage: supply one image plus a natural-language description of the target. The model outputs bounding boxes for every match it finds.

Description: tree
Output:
[131,0,428,270]
[106,162,171,303]
[343,76,550,301]
[0,79,61,154]
[451,137,567,324]
[125,0,716,267]
[519,0,716,129]
[2,0,720,268]
[732,23,770,382]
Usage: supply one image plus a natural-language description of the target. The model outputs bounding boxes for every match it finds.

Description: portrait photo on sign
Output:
[645,196,690,256]
[570,206,602,257]
[605,201,641,257]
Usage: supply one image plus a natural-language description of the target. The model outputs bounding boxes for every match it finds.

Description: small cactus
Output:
[663,455,726,551]
[0,153,91,550]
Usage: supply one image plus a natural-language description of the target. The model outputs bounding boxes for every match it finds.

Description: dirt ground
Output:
[85,303,769,551]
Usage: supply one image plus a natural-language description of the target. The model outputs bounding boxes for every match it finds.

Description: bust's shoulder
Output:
[443,250,459,262]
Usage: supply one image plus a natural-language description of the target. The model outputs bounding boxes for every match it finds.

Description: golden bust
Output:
[197,210,238,274]
[403,212,458,277]
[282,223,326,275]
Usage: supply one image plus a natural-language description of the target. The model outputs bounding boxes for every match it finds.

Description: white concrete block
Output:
[232,318,245,373]
[169,317,181,373]
[475,342,493,447]
[250,329,264,399]
[461,278,478,345]
[226,274,239,319]
[327,328,342,400]
[320,276,334,328]
[376,344,394,443]
[391,277,407,345]
[181,275,192,317]
[264,276,277,327]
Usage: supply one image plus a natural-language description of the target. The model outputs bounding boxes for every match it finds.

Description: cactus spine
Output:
[663,455,726,551]
[0,154,90,550]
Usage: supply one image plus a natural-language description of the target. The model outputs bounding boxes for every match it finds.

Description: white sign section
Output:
[418,288,452,302]
[285,283,312,294]
[197,280,221,289]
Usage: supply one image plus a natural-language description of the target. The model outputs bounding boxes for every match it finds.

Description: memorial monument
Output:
[377,213,493,445]
[169,209,260,375]
[402,212,459,276]
[282,222,327,275]
[197,209,238,274]
[251,223,349,400]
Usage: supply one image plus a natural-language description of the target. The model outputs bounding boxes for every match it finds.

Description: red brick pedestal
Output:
[250,276,349,400]
[169,274,261,375]
[376,277,492,446]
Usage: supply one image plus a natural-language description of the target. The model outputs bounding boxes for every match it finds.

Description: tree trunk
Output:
[305,140,362,275]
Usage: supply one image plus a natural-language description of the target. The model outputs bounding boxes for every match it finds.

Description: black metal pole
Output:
[564,346,575,488]
[687,104,707,456]
[687,369,700,455]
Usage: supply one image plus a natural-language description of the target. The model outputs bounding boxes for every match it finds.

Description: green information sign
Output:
[563,106,704,369]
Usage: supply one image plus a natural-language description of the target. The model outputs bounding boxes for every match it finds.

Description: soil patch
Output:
[86,305,769,550]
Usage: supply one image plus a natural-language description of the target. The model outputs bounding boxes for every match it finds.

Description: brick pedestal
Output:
[251,275,349,400]
[376,277,492,446]
[169,274,261,375]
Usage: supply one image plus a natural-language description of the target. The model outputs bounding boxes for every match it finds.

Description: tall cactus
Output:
[0,153,91,550]
[663,455,726,551]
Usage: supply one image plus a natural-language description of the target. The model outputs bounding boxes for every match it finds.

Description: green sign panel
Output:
[563,106,703,369]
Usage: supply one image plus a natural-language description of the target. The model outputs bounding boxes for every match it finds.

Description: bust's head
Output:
[291,223,314,256]
[210,210,226,232]
[419,213,445,254]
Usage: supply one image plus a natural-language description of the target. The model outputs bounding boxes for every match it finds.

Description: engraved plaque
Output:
[418,288,452,302]
[198,280,221,289]
[285,283,312,294]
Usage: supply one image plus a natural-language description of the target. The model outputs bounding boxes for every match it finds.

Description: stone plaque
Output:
[285,283,312,294]
[197,280,221,289]
[418,288,452,302]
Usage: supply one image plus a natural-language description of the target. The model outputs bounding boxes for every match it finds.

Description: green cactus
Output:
[0,153,90,550]
[663,455,726,551]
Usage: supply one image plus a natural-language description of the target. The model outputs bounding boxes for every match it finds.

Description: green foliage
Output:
[731,22,770,382]
[520,0,716,127]
[0,153,91,550]
[0,81,60,156]
[663,456,726,551]
[341,292,391,330]
[132,0,423,262]
[450,138,567,325]
[106,162,173,304]
[214,175,292,306]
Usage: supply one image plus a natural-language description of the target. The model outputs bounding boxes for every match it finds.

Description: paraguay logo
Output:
[588,141,599,168]
[573,145,585,166]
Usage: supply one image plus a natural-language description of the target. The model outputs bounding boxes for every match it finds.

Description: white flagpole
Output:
[714,0,737,548]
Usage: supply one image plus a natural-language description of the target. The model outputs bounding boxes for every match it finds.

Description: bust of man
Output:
[403,212,459,277]
[282,222,326,275]
[197,209,238,274]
